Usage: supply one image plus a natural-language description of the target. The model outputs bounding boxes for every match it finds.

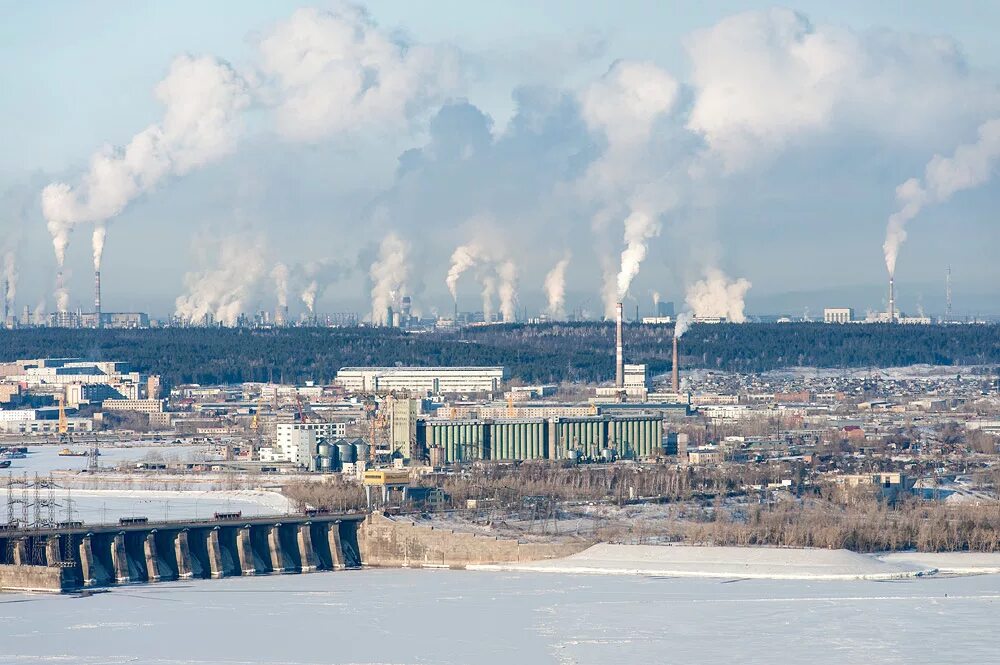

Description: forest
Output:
[0,322,997,389]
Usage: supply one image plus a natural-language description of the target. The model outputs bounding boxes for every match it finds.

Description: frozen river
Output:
[2,443,216,476]
[1,569,998,664]
[2,444,292,523]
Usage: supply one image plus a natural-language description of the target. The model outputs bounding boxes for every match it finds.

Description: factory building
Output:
[389,397,422,460]
[102,399,165,414]
[416,414,663,464]
[823,308,854,324]
[260,421,348,465]
[335,366,506,395]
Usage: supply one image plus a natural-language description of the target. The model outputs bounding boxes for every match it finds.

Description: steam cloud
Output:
[615,209,660,306]
[673,311,693,339]
[446,243,485,303]
[497,260,518,323]
[543,255,571,319]
[369,232,409,325]
[884,117,1000,275]
[445,241,518,322]
[2,251,16,313]
[271,262,289,308]
[174,238,265,326]
[685,268,752,323]
[301,281,318,314]
[42,55,251,269]
[92,224,107,272]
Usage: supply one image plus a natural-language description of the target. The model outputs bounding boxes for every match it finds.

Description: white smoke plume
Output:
[271,262,289,308]
[884,116,1000,275]
[92,224,107,272]
[685,268,752,323]
[2,251,16,312]
[543,255,571,319]
[673,311,693,339]
[446,242,485,302]
[614,209,661,309]
[480,275,496,323]
[580,62,678,320]
[651,290,661,309]
[370,232,409,325]
[174,238,265,326]
[54,271,69,313]
[301,280,318,314]
[258,6,459,142]
[296,258,345,315]
[42,54,251,268]
[497,260,518,323]
[32,301,45,325]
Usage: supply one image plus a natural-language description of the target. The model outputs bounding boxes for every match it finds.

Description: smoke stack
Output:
[2,278,7,326]
[94,270,102,328]
[672,336,679,392]
[888,275,895,323]
[615,302,624,389]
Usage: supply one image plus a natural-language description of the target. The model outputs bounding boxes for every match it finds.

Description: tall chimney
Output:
[888,275,895,323]
[2,278,8,326]
[94,270,102,328]
[615,302,624,389]
[672,336,679,392]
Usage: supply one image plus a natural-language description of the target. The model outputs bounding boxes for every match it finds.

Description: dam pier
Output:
[0,513,363,592]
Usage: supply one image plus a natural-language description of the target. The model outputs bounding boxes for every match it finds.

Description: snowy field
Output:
[1,569,999,664]
[472,543,935,580]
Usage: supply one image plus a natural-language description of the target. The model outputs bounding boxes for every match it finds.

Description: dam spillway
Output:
[0,513,364,592]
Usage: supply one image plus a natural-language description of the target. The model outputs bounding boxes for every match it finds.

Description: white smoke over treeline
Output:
[543,255,571,319]
[369,232,410,325]
[685,268,752,323]
[174,237,266,326]
[29,6,1000,319]
[445,239,519,322]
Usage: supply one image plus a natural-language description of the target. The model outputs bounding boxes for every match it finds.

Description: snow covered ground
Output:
[472,543,934,580]
[880,552,1000,575]
[1,569,998,664]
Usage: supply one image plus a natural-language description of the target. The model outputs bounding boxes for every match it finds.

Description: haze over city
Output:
[2,1,998,323]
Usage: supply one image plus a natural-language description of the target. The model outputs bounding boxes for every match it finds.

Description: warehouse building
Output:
[335,366,506,395]
[416,414,663,464]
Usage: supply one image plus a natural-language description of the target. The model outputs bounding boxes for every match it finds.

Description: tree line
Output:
[0,322,997,389]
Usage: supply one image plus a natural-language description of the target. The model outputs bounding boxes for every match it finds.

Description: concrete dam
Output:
[0,512,588,592]
[0,514,364,592]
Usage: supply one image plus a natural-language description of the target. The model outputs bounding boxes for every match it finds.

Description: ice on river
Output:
[1,569,998,664]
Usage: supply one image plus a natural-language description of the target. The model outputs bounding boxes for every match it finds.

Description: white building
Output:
[823,308,854,324]
[335,367,506,395]
[102,399,165,414]
[0,417,92,434]
[264,422,348,465]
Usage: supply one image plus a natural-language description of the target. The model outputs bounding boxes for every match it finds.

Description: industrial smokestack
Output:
[94,270,102,328]
[2,278,7,326]
[888,275,895,323]
[672,336,679,392]
[615,302,624,389]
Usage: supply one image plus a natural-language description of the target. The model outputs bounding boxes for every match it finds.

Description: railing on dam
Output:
[0,513,365,593]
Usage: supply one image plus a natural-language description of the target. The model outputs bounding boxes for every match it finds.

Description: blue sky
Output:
[1,1,998,320]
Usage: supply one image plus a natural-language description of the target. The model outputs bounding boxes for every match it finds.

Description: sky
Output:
[1,0,998,322]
